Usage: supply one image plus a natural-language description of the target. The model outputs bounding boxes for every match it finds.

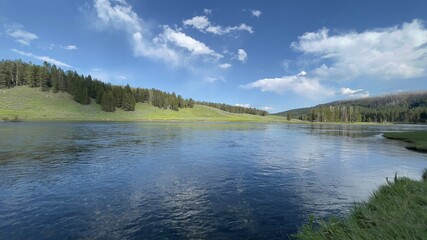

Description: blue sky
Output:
[1,0,427,112]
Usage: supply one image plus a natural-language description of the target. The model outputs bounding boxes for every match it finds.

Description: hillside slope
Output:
[0,87,287,122]
[275,91,427,123]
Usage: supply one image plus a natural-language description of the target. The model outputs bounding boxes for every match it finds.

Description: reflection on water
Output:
[0,122,426,239]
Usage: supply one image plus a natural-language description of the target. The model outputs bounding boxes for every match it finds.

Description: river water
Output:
[0,122,426,239]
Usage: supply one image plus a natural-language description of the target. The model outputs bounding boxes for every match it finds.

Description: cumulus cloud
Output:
[93,0,221,66]
[183,15,253,35]
[291,19,427,80]
[237,49,248,62]
[235,103,251,108]
[219,63,232,69]
[340,87,369,98]
[5,25,38,45]
[11,49,73,68]
[60,45,78,50]
[251,10,262,17]
[241,71,335,99]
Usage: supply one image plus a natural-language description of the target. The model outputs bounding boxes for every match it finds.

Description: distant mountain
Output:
[275,91,427,123]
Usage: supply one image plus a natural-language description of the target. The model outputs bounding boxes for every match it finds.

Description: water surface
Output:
[0,122,426,239]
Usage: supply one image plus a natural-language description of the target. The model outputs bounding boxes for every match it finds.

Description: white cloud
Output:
[251,10,262,18]
[340,87,369,98]
[93,0,221,67]
[203,9,212,15]
[297,71,307,77]
[159,26,222,58]
[291,19,427,80]
[235,103,251,108]
[204,76,225,83]
[183,15,253,35]
[5,25,38,45]
[60,45,78,50]
[262,106,273,112]
[183,16,210,30]
[237,49,248,62]
[241,71,334,99]
[11,49,73,68]
[219,63,232,69]
[94,0,181,65]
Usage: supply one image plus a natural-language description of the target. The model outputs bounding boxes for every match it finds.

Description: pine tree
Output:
[188,98,195,108]
[95,85,105,104]
[26,65,37,87]
[51,65,59,93]
[0,63,9,88]
[101,91,115,112]
[38,66,50,91]
[122,92,136,111]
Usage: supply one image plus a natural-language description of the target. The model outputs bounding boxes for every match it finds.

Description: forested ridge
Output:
[0,59,268,116]
[276,92,427,123]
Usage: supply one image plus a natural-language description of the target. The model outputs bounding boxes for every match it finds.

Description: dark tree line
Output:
[279,92,427,123]
[197,101,268,116]
[0,59,268,115]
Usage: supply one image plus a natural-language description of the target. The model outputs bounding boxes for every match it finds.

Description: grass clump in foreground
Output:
[293,170,427,240]
[383,131,427,153]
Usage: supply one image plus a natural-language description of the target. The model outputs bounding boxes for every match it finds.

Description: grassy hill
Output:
[0,87,290,122]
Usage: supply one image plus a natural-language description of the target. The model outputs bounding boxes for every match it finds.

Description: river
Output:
[0,122,426,239]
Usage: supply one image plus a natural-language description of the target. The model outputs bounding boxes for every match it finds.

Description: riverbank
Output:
[293,170,427,239]
[383,131,427,152]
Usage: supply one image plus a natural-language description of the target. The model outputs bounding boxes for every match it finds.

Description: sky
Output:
[1,0,427,113]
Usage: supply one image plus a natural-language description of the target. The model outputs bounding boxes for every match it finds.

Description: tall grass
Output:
[293,170,427,239]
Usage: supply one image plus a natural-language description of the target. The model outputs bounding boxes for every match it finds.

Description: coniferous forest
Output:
[276,92,427,123]
[0,59,268,115]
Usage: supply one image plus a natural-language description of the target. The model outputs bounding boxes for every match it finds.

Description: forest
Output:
[277,92,427,123]
[0,59,268,116]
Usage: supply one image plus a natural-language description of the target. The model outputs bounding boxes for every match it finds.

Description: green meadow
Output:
[383,131,427,152]
[0,86,292,122]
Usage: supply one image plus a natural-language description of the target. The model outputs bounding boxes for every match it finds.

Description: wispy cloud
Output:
[93,0,221,67]
[203,9,212,15]
[292,19,427,80]
[4,24,38,45]
[241,71,334,100]
[204,76,225,83]
[60,45,78,50]
[183,15,253,35]
[157,26,222,59]
[251,10,262,18]
[11,49,73,68]
[219,63,231,69]
[237,49,247,62]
